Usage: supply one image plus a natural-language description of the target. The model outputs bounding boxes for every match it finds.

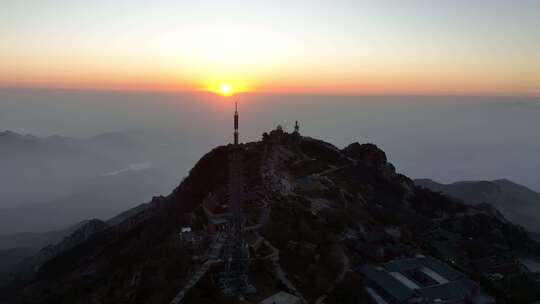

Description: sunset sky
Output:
[1,0,539,95]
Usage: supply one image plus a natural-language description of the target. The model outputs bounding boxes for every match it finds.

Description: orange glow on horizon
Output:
[203,79,252,96]
[1,2,539,97]
[2,72,539,97]
[1,65,539,97]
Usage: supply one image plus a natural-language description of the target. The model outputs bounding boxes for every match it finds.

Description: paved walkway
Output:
[314,251,350,304]
[262,239,308,304]
[169,259,217,304]
[169,233,227,304]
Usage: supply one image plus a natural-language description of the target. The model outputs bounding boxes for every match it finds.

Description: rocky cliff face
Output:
[5,130,539,304]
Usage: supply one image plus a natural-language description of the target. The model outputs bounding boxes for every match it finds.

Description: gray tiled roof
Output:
[359,257,478,303]
[416,279,474,301]
[358,265,415,302]
[384,256,463,281]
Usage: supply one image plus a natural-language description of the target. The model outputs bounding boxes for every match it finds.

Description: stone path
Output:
[169,259,216,304]
[314,251,350,304]
[169,233,227,304]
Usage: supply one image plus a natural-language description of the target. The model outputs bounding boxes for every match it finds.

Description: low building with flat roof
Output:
[358,256,494,304]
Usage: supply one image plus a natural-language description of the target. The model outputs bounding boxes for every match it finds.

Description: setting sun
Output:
[221,84,232,96]
[203,79,251,96]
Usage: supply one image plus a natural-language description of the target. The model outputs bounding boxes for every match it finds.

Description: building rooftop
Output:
[384,256,463,281]
[416,279,476,302]
[359,265,415,302]
[358,256,492,304]
[260,291,301,304]
[519,258,540,273]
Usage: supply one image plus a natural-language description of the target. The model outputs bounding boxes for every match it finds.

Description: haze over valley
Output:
[2,88,539,235]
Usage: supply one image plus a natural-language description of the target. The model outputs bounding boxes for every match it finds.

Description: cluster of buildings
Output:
[346,224,412,263]
[358,256,494,304]
[423,226,540,285]
[344,225,490,302]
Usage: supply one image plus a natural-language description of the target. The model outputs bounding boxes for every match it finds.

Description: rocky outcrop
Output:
[342,143,387,167]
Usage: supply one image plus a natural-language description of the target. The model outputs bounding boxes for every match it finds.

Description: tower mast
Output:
[218,98,252,295]
[234,101,239,145]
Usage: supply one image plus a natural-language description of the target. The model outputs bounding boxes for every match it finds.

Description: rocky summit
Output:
[4,128,540,304]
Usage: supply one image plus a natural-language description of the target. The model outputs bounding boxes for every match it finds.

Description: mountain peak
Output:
[8,129,538,304]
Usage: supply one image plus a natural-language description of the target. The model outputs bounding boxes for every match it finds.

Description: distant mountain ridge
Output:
[0,220,96,280]
[0,130,185,234]
[415,178,540,232]
[0,130,135,208]
[0,220,89,251]
[12,219,108,281]
[0,202,150,284]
